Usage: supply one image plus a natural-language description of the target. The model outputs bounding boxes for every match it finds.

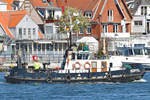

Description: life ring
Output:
[73,62,81,70]
[84,62,91,70]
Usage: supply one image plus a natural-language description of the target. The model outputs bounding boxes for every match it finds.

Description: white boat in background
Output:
[110,47,150,71]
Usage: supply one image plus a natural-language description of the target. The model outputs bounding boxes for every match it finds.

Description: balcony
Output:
[44,34,68,40]
[101,32,130,38]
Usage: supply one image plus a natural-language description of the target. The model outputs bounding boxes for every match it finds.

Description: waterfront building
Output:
[125,0,150,47]
[0,0,68,64]
[50,0,132,53]
[126,0,150,34]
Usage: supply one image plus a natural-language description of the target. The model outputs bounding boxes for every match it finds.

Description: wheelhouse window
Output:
[134,49,143,55]
[108,10,113,22]
[77,53,89,60]
[103,24,108,33]
[145,48,150,55]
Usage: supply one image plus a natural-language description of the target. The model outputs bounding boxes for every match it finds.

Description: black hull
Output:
[5,72,145,84]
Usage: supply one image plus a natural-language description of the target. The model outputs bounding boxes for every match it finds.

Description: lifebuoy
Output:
[73,62,81,70]
[84,62,91,70]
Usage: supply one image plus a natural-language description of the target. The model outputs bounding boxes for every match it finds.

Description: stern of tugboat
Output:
[123,63,146,80]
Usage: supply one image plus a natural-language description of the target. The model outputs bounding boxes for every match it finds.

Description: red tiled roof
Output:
[30,0,49,7]
[54,0,132,22]
[53,0,99,13]
[9,12,26,27]
[53,0,102,22]
[0,10,26,38]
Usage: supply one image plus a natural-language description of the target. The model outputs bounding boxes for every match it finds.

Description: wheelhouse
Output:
[69,51,92,60]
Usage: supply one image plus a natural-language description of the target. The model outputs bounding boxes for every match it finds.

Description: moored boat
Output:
[5,50,145,83]
[110,47,150,71]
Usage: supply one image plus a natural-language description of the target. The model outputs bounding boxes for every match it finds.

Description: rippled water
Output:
[0,72,150,100]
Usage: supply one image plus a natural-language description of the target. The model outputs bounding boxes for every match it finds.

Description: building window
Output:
[87,26,91,34]
[28,28,31,38]
[103,24,108,33]
[33,28,36,35]
[80,27,84,34]
[134,21,143,26]
[113,24,118,32]
[108,10,113,22]
[23,28,26,35]
[46,26,53,34]
[141,6,147,15]
[19,28,22,39]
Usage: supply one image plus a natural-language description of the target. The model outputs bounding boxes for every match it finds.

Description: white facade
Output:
[0,1,7,11]
[131,15,146,33]
[134,5,150,16]
[132,5,150,34]
[10,15,39,40]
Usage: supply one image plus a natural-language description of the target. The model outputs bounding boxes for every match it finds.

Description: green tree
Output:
[58,7,90,35]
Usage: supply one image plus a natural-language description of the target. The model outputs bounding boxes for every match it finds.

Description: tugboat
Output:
[5,49,145,83]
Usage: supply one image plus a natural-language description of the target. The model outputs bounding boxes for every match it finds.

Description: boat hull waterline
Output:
[5,69,145,83]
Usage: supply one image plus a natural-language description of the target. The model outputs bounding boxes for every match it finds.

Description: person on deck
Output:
[33,59,40,72]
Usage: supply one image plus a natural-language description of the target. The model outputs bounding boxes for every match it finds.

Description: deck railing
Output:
[0,53,64,64]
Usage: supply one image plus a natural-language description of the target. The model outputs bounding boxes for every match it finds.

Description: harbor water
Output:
[0,72,150,100]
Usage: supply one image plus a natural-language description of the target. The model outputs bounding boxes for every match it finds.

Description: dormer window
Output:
[84,11,92,18]
[49,2,53,5]
[42,0,47,3]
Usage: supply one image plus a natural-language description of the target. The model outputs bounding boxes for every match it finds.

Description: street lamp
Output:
[66,26,72,49]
